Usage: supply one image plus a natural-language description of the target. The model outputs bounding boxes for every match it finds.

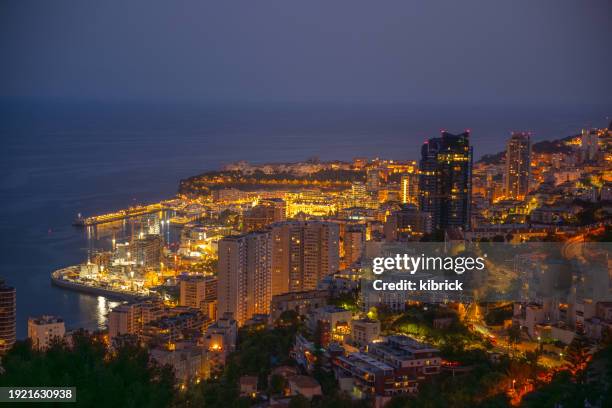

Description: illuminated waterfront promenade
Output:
[50,266,151,301]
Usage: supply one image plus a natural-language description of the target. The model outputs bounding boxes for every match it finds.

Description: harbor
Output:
[72,199,209,227]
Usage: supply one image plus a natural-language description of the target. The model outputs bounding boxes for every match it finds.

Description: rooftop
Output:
[371,335,439,356]
[336,352,394,375]
[28,315,64,325]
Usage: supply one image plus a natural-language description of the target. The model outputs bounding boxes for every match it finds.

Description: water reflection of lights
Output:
[97,296,120,329]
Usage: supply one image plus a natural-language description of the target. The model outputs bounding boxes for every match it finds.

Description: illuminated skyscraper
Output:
[505,132,531,200]
[400,173,419,205]
[0,279,16,354]
[419,131,473,231]
[270,221,340,295]
[218,231,272,326]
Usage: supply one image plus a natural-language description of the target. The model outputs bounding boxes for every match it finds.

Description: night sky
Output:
[1,0,610,106]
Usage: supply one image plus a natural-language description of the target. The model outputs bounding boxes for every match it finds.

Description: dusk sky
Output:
[1,0,611,106]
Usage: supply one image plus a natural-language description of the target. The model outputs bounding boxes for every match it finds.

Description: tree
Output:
[524,350,540,380]
[507,325,521,355]
[565,335,589,366]
[289,394,310,408]
[0,331,175,408]
[269,374,286,395]
[277,310,301,328]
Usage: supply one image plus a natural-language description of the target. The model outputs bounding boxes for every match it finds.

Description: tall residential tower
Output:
[400,172,419,206]
[419,131,473,231]
[505,132,531,200]
[270,221,340,295]
[0,279,16,354]
[217,231,272,326]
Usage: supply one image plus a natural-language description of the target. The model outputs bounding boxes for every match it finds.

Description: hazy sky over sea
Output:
[1,0,610,106]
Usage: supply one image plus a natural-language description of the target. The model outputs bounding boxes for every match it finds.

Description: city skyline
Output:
[1,1,611,406]
[1,118,611,407]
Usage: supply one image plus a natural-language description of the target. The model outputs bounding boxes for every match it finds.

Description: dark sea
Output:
[0,100,609,337]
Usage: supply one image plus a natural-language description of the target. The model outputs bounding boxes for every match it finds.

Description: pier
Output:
[73,203,164,226]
